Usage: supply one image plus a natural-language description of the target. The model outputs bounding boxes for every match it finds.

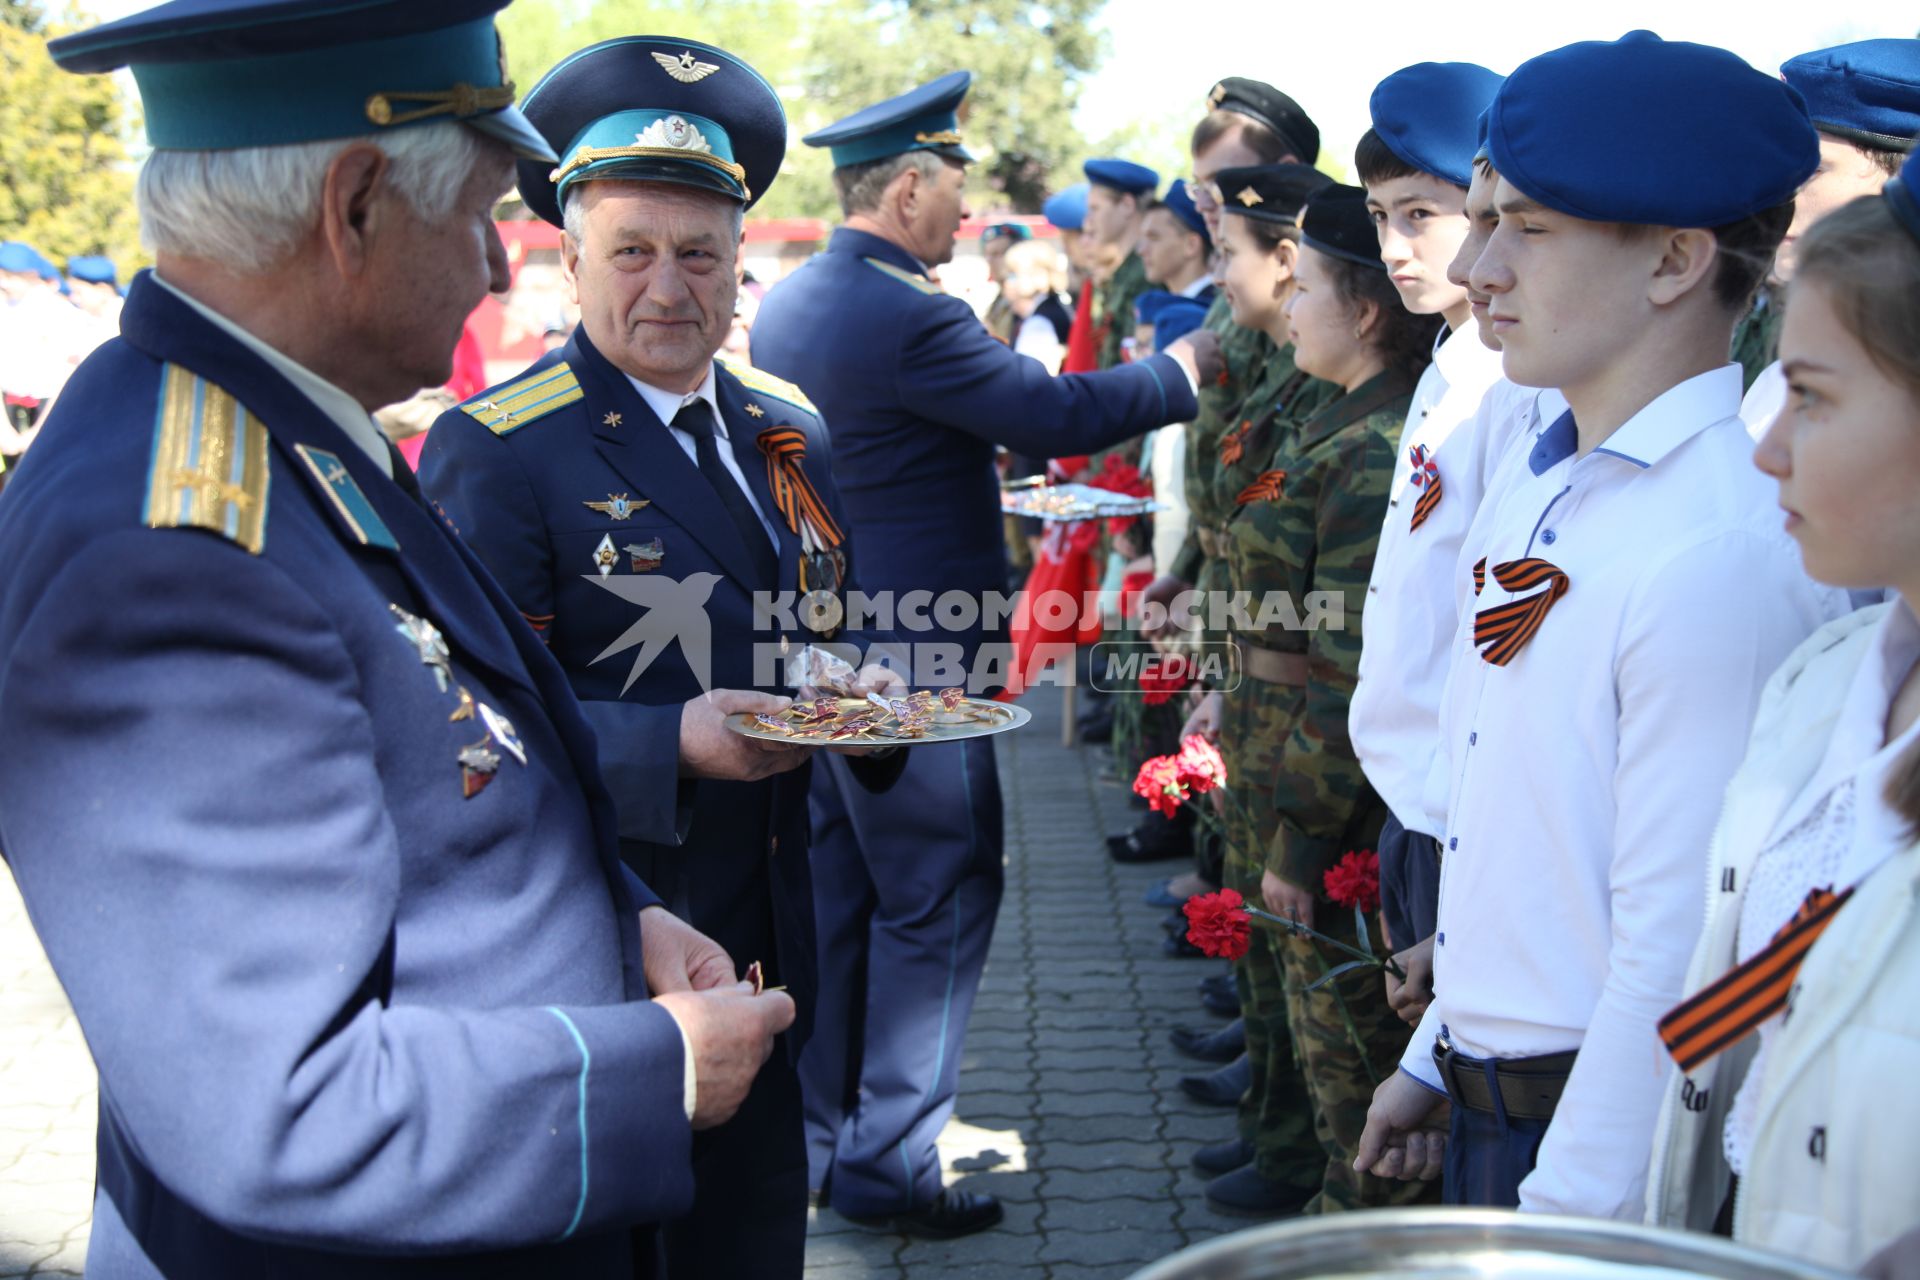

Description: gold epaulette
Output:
[860,256,942,296]
[459,362,582,435]
[720,359,818,417]
[143,363,271,554]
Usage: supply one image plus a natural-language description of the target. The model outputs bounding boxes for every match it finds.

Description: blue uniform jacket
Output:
[0,277,695,1277]
[750,226,1200,665]
[420,326,899,1050]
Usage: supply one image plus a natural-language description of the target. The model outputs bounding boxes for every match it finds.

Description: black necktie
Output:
[673,399,778,586]
[385,440,426,503]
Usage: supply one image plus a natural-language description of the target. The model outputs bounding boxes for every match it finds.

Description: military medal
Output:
[585,493,648,520]
[593,534,619,577]
[757,425,849,639]
[478,702,528,766]
[625,537,665,572]
[799,547,847,639]
[390,604,452,692]
[458,742,501,798]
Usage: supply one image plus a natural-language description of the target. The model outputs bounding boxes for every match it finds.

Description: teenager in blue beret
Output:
[1141,179,1216,306]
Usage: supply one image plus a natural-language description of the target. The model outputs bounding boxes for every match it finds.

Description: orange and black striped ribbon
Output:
[1471,557,1569,666]
[1659,885,1856,1073]
[521,611,554,645]
[1407,444,1442,531]
[1471,556,1486,595]
[1219,420,1253,467]
[1235,469,1287,506]
[757,427,844,548]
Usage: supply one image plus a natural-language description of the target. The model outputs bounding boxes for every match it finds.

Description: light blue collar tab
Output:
[1529,409,1578,475]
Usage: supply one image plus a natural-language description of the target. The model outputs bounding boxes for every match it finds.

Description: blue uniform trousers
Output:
[1378,813,1442,952]
[1440,1067,1553,1209]
[799,737,1004,1214]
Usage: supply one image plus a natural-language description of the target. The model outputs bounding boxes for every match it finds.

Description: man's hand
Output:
[1354,1071,1450,1182]
[653,984,796,1130]
[640,906,735,994]
[1142,573,1191,637]
[1262,869,1315,930]
[1385,935,1436,1025]
[843,664,906,699]
[1165,329,1225,390]
[1181,690,1222,743]
[679,689,808,781]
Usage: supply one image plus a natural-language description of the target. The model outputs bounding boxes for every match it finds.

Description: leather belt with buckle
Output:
[1433,1039,1578,1122]
[1235,638,1308,686]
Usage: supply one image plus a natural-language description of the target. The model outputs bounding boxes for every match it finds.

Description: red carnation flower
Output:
[1183,888,1252,960]
[1174,734,1228,795]
[1323,849,1381,915]
[1132,754,1187,819]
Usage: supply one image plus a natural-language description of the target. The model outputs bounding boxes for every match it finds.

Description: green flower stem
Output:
[1242,904,1406,982]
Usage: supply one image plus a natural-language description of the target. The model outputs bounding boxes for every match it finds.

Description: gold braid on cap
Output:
[366,82,518,128]
[547,146,750,197]
[914,129,964,146]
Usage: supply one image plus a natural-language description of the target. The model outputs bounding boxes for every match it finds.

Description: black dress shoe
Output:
[1108,824,1189,864]
[842,1188,1004,1239]
[1203,1165,1316,1218]
[1162,933,1207,958]
[1170,1017,1245,1063]
[1199,971,1237,1001]
[1201,981,1242,1017]
[1191,1136,1256,1176]
[1180,1053,1250,1107]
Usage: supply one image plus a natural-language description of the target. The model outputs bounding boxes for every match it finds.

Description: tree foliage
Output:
[0,4,143,270]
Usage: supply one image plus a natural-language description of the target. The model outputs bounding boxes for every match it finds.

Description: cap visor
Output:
[468,107,557,163]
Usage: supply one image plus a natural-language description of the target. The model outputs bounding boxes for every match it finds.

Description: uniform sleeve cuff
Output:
[653,1001,699,1121]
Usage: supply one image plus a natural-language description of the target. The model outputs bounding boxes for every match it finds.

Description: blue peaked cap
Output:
[46,0,552,161]
[1487,31,1818,228]
[1084,158,1159,197]
[804,71,976,169]
[1043,183,1088,231]
[1370,62,1505,188]
[1160,179,1211,245]
[1782,39,1920,151]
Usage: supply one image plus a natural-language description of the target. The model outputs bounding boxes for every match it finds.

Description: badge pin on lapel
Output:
[458,743,501,798]
[389,603,452,693]
[625,537,665,572]
[585,493,649,521]
[593,534,619,577]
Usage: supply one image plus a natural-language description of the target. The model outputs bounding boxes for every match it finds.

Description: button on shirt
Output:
[625,364,780,550]
[1349,324,1513,837]
[1402,364,1847,1219]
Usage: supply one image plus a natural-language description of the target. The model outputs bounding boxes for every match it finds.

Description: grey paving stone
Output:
[1033,1139,1171,1171]
[1037,1228,1187,1266]
[1043,1167,1176,1201]
[1033,1113,1163,1144]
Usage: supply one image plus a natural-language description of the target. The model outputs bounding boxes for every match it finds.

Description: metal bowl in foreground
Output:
[1126,1209,1851,1280]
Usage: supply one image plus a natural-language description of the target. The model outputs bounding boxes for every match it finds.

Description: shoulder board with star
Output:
[860,256,943,296]
[719,359,818,418]
[458,361,582,436]
[143,362,271,554]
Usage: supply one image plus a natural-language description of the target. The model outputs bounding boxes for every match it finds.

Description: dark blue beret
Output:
[1160,179,1211,245]
[1043,183,1088,231]
[1213,163,1332,227]
[1782,39,1920,151]
[47,0,551,160]
[1152,298,1210,351]
[1301,184,1385,271]
[1133,290,1182,325]
[516,35,786,224]
[1369,62,1505,188]
[803,71,975,170]
[1884,149,1920,245]
[1487,30,1818,228]
[1084,158,1159,197]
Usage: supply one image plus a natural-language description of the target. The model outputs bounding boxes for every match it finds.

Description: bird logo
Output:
[654,50,720,83]
[586,571,723,694]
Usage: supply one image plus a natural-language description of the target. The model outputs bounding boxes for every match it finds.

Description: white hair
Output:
[137,121,487,275]
[560,181,746,250]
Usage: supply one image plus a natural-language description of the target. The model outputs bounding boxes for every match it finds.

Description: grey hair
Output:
[560,181,746,249]
[137,120,487,275]
[831,150,948,218]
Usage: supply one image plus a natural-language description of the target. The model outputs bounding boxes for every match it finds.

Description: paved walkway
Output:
[0,687,1251,1277]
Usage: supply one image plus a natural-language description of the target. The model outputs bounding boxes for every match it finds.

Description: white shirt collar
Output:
[1590,364,1744,471]
[625,364,722,436]
[1176,275,1212,299]
[151,272,392,479]
[1431,320,1500,384]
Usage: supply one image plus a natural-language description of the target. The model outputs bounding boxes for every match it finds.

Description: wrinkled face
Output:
[1776,135,1893,283]
[1470,173,1665,390]
[1450,163,1502,351]
[1139,205,1204,286]
[1365,171,1470,318]
[564,181,739,392]
[368,144,514,400]
[907,157,971,267]
[1284,244,1363,383]
[1217,213,1291,334]
[1190,123,1268,245]
[1084,184,1140,250]
[1754,276,1920,590]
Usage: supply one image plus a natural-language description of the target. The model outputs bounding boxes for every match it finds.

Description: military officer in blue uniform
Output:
[750,71,1223,1237]
[419,36,903,1280]
[0,4,798,1278]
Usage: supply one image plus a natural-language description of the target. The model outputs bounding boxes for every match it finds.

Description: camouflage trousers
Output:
[1219,682,1435,1213]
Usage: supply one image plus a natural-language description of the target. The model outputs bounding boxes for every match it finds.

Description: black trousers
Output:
[663,1049,808,1279]
[1378,813,1442,951]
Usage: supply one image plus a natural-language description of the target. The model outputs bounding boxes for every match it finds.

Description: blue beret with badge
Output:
[1084,158,1159,197]
[1301,184,1387,271]
[804,70,976,170]
[1152,298,1210,351]
[1369,62,1505,188]
[47,0,552,161]
[1486,30,1818,228]
[1884,148,1920,245]
[1043,183,1088,231]
[1161,178,1211,246]
[66,255,118,286]
[1782,39,1920,152]
[516,35,787,225]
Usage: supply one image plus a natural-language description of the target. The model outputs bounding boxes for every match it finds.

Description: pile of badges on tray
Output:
[748,687,993,743]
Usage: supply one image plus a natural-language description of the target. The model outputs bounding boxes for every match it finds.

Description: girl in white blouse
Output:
[1645,165,1920,1273]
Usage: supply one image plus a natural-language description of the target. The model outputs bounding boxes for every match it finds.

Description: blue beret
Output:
[1487,31,1818,228]
[517,36,785,225]
[1084,158,1159,197]
[1884,149,1920,245]
[1782,39,1920,151]
[1152,299,1210,351]
[47,0,551,161]
[804,71,975,170]
[1302,184,1386,271]
[1043,183,1088,231]
[66,255,117,285]
[1369,62,1505,188]
[0,242,38,276]
[1133,290,1181,325]
[1160,179,1211,245]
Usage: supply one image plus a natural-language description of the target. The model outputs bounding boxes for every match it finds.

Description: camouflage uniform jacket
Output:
[1223,368,1412,888]
[1092,251,1153,371]
[1731,289,1783,391]
[1171,292,1271,583]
